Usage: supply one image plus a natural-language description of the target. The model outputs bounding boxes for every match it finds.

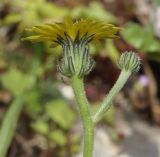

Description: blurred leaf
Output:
[49,129,67,146]
[121,22,160,52]
[31,120,49,135]
[70,134,80,153]
[38,1,68,17]
[45,100,75,129]
[39,81,62,104]
[154,0,160,5]
[25,90,42,118]
[122,23,144,48]
[2,13,21,25]
[102,106,115,125]
[92,103,115,125]
[0,68,35,96]
[2,0,69,32]
[71,143,80,154]
[71,2,116,22]
[105,40,120,64]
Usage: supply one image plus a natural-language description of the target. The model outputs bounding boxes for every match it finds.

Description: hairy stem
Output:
[93,70,131,123]
[0,96,24,157]
[71,75,94,157]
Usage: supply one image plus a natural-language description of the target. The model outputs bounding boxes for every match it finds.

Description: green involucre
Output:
[57,34,95,78]
[118,51,141,73]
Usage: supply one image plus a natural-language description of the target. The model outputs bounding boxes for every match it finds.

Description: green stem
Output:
[0,96,24,157]
[71,75,94,157]
[93,70,131,123]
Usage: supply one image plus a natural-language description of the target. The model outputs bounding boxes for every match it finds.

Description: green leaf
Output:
[49,130,67,146]
[0,68,35,96]
[102,106,115,125]
[71,2,116,22]
[121,22,160,52]
[2,13,21,25]
[25,90,42,118]
[92,103,115,125]
[31,120,49,135]
[45,100,75,129]
[38,2,69,18]
[121,22,145,49]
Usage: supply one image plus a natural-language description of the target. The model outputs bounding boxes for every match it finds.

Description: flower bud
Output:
[118,51,141,73]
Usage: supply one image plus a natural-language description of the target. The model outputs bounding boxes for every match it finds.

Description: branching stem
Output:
[93,70,131,123]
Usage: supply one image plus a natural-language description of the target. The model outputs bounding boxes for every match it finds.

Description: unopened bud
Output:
[118,51,141,73]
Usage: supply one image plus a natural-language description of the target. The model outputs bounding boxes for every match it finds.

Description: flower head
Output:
[23,17,120,47]
[23,17,120,78]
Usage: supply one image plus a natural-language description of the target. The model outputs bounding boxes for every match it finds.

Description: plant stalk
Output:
[93,70,131,123]
[71,75,94,157]
[0,96,24,157]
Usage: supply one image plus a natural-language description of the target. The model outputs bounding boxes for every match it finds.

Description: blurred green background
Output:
[0,0,160,157]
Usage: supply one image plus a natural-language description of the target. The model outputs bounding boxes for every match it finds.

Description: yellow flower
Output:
[23,17,120,78]
[23,17,120,47]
